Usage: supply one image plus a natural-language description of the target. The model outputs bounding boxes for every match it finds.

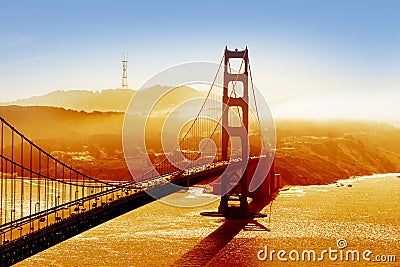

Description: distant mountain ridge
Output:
[0,89,134,112]
[0,86,204,112]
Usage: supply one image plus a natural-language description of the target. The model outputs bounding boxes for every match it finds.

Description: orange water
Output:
[15,174,400,266]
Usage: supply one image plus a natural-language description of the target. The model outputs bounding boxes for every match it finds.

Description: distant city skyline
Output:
[1,0,399,123]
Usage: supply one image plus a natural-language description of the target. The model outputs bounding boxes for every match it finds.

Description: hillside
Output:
[0,89,134,112]
[275,120,400,185]
[0,85,204,112]
[0,105,399,184]
[0,106,128,180]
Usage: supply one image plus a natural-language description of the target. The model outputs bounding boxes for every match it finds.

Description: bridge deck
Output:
[0,162,233,266]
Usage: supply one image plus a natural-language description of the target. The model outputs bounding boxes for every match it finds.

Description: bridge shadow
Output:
[172,194,277,266]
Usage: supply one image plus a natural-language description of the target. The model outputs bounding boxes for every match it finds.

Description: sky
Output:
[0,0,399,123]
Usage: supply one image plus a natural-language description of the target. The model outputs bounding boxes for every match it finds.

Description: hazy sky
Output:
[0,0,399,123]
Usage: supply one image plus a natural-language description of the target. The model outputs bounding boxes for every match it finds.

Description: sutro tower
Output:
[122,53,128,89]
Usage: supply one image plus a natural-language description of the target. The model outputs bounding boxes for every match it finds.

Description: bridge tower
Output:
[122,53,128,89]
[218,47,250,217]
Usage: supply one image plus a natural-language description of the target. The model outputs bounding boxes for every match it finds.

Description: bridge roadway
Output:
[0,158,263,266]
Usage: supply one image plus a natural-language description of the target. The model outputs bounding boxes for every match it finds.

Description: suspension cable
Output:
[190,49,248,163]
[249,59,269,154]
[131,53,226,182]
[156,49,247,179]
[0,116,118,188]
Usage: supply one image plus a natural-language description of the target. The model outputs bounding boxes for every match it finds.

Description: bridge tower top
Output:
[122,53,128,89]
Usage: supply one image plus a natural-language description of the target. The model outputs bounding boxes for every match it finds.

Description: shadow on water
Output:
[243,219,271,232]
[172,194,277,266]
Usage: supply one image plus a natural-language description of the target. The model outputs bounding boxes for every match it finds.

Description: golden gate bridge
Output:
[0,47,280,266]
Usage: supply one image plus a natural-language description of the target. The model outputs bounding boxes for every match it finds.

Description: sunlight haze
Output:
[0,0,398,123]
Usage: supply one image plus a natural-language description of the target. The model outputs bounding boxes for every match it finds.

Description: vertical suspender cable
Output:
[0,122,3,227]
[62,166,65,218]
[69,168,72,207]
[54,161,57,211]
[29,144,33,233]
[46,155,49,226]
[20,137,24,218]
[11,131,15,223]
[38,150,41,215]
[4,129,8,225]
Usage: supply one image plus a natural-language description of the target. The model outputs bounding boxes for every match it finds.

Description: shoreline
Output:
[281,172,400,189]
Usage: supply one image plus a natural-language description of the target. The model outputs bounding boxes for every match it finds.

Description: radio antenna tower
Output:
[122,53,128,89]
